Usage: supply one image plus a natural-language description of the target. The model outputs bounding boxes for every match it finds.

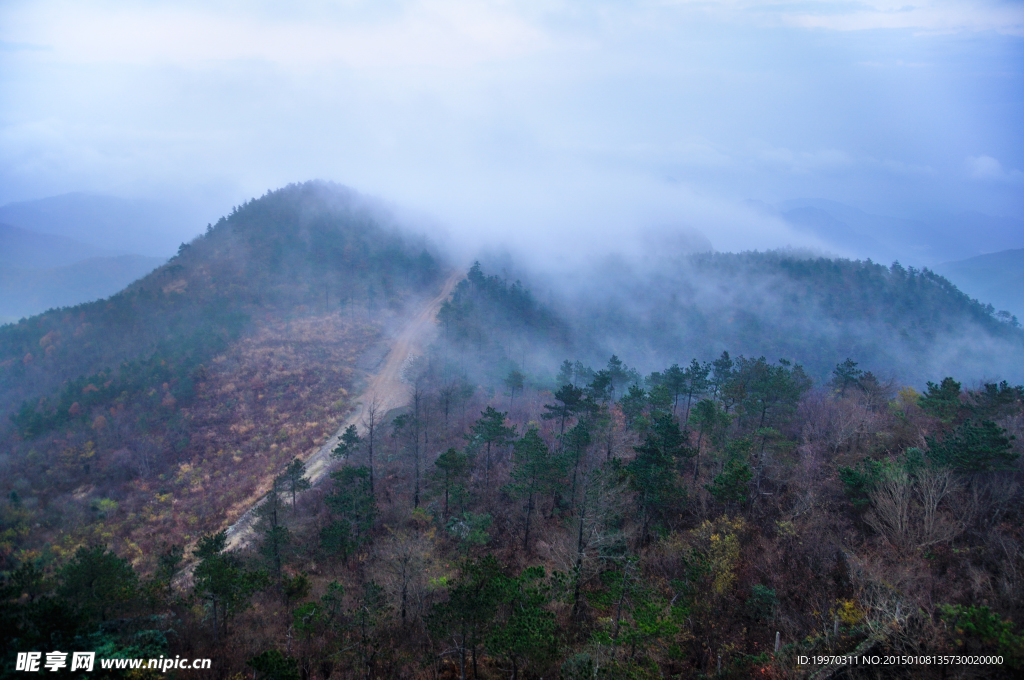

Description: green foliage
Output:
[706,460,753,505]
[487,565,559,676]
[283,572,310,603]
[446,512,493,548]
[278,458,311,508]
[839,458,886,508]
[832,358,864,396]
[688,398,730,449]
[745,584,777,621]
[325,465,376,546]
[628,433,686,543]
[431,447,473,517]
[507,427,564,549]
[971,381,1024,420]
[920,377,962,422]
[332,424,362,458]
[248,649,300,680]
[58,545,138,622]
[927,419,1018,472]
[940,604,1024,665]
[194,531,268,638]
[543,383,586,435]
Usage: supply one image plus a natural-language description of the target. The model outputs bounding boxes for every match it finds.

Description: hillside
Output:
[447,251,1024,387]
[0,181,444,567]
[2,184,1023,680]
[563,251,1024,385]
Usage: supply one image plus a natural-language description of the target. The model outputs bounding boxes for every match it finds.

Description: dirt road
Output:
[222,271,461,552]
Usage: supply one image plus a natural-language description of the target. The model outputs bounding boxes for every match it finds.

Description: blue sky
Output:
[1,0,1021,261]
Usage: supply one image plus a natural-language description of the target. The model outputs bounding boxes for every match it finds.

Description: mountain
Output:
[0,181,445,568]
[776,198,1024,267]
[3,181,1022,679]
[0,222,114,268]
[0,254,166,324]
[934,248,1024,322]
[451,250,1024,387]
[0,192,209,257]
[0,222,166,323]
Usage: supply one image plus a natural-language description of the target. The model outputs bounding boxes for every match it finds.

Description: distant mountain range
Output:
[934,249,1024,321]
[0,194,189,322]
[0,192,208,257]
[768,198,1024,267]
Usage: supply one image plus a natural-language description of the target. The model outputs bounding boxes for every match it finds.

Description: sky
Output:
[1,0,1022,262]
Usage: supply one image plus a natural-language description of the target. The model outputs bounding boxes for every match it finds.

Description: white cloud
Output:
[966,155,1024,182]
[663,0,1024,35]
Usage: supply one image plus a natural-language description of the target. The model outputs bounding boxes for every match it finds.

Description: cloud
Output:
[966,155,1024,182]
[665,0,1024,35]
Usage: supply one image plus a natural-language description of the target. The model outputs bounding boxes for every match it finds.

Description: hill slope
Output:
[0,181,445,566]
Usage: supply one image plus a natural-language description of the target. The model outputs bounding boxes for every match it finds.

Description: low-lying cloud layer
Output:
[1,0,1021,264]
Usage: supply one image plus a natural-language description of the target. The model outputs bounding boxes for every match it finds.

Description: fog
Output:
[2,0,1022,266]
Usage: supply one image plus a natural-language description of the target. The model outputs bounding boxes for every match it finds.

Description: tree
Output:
[156,542,184,597]
[362,395,383,495]
[920,377,962,422]
[487,566,559,680]
[427,556,505,680]
[332,424,361,459]
[688,398,730,478]
[256,481,291,579]
[504,369,525,410]
[562,420,592,502]
[681,358,711,422]
[706,459,752,506]
[348,581,390,680]
[927,419,1018,472]
[431,447,472,518]
[618,384,648,432]
[325,465,376,552]
[194,531,268,641]
[542,383,585,440]
[278,458,311,508]
[468,406,516,493]
[710,351,734,401]
[247,650,300,680]
[832,358,864,396]
[58,545,138,622]
[507,427,561,551]
[663,363,687,415]
[628,434,685,546]
[605,355,631,400]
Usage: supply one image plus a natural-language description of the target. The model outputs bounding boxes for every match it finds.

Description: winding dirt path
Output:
[221,271,461,552]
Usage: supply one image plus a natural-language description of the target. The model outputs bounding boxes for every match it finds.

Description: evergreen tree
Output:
[431,447,472,518]
[468,406,516,493]
[832,358,864,396]
[487,566,559,680]
[927,419,1018,472]
[920,377,963,422]
[427,556,505,680]
[58,545,138,622]
[507,427,562,551]
[278,458,311,508]
[332,424,362,458]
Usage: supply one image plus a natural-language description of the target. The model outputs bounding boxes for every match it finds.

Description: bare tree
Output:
[362,394,383,496]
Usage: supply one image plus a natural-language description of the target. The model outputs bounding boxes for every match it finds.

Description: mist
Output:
[2,0,1022,266]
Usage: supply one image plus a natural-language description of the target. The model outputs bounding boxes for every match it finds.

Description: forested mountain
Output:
[0,181,443,570]
[560,251,1024,385]
[2,183,1023,679]
[444,250,1024,386]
